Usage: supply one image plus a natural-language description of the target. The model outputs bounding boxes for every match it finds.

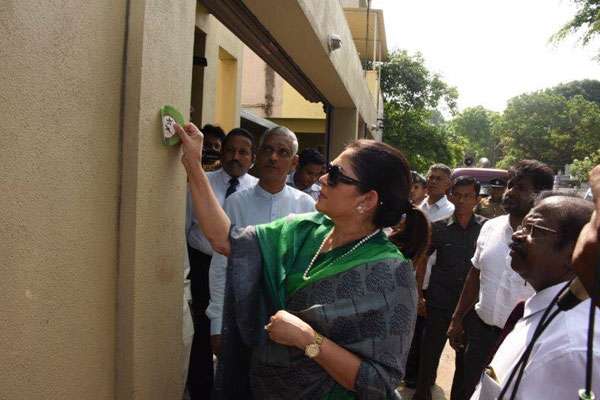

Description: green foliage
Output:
[571,149,600,183]
[497,90,600,172]
[380,50,462,172]
[548,79,600,105]
[552,0,600,57]
[450,106,503,165]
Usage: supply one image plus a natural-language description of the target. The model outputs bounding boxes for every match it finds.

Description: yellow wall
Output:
[281,81,326,120]
[1,1,125,398]
[365,70,379,104]
[215,47,238,132]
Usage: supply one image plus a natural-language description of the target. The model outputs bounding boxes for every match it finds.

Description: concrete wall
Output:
[117,1,196,399]
[1,1,197,399]
[1,1,126,398]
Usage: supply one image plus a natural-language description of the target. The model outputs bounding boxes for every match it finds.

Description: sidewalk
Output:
[397,342,455,400]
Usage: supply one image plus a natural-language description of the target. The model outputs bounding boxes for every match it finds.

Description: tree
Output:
[548,80,600,105]
[450,106,503,166]
[552,0,600,57]
[380,50,462,172]
[497,91,600,172]
[571,149,600,183]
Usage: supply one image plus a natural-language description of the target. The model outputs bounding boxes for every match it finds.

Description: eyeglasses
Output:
[516,222,559,238]
[326,164,363,187]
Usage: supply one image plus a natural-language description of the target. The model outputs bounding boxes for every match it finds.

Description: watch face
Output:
[305,343,320,358]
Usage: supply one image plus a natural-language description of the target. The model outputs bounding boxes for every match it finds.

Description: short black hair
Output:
[451,175,481,195]
[411,171,426,186]
[201,124,226,142]
[298,148,325,169]
[428,163,452,177]
[509,160,554,192]
[222,128,256,152]
[534,192,594,249]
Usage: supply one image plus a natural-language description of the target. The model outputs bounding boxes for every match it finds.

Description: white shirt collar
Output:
[217,167,252,186]
[254,182,288,199]
[287,172,320,193]
[422,195,450,210]
[523,282,569,320]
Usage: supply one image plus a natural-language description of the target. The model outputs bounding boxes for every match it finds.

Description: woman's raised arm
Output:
[176,123,231,256]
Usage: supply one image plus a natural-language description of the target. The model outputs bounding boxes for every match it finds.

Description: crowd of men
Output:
[182,123,599,400]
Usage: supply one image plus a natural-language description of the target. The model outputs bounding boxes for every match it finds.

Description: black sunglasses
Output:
[326,164,363,187]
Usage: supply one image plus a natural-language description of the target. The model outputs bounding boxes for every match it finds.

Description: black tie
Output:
[225,177,239,198]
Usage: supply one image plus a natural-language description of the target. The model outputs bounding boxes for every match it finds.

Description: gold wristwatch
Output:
[304,332,324,358]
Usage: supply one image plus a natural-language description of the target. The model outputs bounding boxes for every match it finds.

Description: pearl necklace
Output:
[302,228,381,280]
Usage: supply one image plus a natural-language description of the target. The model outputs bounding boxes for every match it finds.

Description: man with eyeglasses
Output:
[206,126,315,354]
[447,160,554,399]
[470,193,598,399]
[185,127,258,399]
[405,164,455,388]
[413,176,487,400]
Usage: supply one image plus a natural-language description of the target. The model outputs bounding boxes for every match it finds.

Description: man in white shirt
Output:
[471,194,598,400]
[448,159,554,399]
[185,128,257,399]
[206,126,315,354]
[419,164,455,223]
[405,163,454,388]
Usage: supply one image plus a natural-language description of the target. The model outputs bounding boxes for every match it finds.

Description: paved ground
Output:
[397,342,456,400]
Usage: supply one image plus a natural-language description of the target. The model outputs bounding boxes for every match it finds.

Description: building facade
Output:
[1,1,387,399]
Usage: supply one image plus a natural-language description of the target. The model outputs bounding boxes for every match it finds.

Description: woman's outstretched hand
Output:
[175,122,204,176]
[265,310,316,350]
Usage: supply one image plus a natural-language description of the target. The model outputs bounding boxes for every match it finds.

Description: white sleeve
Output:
[206,252,227,335]
[471,223,488,270]
[205,196,238,335]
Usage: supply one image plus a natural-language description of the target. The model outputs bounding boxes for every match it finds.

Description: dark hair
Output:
[222,128,256,152]
[428,163,452,177]
[535,192,594,249]
[389,209,431,262]
[298,148,326,169]
[411,171,426,186]
[509,160,554,192]
[201,124,226,142]
[452,175,481,195]
[347,140,430,258]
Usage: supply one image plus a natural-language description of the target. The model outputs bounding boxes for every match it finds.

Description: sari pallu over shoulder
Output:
[214,214,418,399]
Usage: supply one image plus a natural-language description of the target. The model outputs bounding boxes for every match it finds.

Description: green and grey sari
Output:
[214,212,417,400]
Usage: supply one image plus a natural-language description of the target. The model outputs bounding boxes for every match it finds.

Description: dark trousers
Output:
[404,290,427,385]
[462,310,501,400]
[414,306,465,400]
[186,245,213,399]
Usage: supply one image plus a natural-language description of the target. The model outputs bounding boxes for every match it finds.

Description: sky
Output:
[371,0,600,112]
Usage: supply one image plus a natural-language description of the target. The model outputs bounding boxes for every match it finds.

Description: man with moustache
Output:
[413,176,487,400]
[206,126,315,354]
[405,164,455,388]
[185,127,257,399]
[471,194,599,399]
[447,159,554,399]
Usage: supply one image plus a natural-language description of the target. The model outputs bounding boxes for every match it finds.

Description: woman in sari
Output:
[177,123,429,399]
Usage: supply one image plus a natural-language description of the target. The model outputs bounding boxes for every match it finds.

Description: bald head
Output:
[535,193,594,249]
